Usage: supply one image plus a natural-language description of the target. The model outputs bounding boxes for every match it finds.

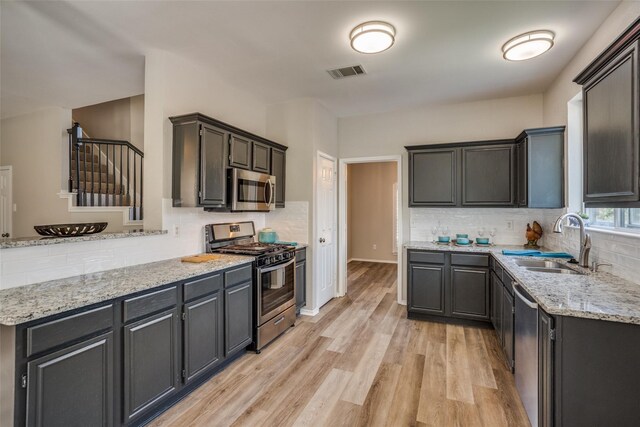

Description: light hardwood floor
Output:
[151,261,530,427]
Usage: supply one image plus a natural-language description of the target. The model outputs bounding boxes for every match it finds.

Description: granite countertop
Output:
[404,241,640,325]
[0,229,168,249]
[0,254,253,326]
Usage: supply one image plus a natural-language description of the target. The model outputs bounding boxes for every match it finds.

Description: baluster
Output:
[91,143,95,206]
[119,145,123,206]
[97,143,102,206]
[76,142,82,206]
[133,153,137,220]
[140,153,143,220]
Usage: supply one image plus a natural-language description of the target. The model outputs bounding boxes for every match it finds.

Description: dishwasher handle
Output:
[513,282,538,309]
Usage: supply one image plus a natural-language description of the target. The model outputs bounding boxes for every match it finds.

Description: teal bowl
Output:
[438,236,450,243]
[456,233,468,239]
[456,237,470,245]
[476,237,490,245]
[258,229,278,244]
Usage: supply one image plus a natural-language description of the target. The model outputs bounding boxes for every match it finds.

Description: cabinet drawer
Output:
[295,248,307,263]
[184,273,223,302]
[493,261,504,278]
[26,304,114,357]
[408,250,445,265]
[123,287,178,323]
[451,253,489,267]
[224,265,253,288]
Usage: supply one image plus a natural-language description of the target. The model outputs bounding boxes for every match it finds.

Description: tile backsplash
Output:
[0,199,266,289]
[409,208,564,246]
[264,201,309,245]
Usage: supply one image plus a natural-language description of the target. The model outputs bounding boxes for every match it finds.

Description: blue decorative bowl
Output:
[438,236,451,243]
[258,229,278,243]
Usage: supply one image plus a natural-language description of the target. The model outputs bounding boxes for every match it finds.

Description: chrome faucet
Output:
[553,213,591,268]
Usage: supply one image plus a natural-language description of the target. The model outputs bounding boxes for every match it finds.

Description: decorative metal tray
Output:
[34,222,108,237]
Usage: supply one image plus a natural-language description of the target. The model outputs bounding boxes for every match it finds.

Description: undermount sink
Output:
[515,259,584,275]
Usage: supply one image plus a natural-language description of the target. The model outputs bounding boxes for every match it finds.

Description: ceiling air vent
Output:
[327,65,366,79]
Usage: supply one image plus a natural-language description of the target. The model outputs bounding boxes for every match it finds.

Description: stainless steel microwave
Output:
[229,168,276,212]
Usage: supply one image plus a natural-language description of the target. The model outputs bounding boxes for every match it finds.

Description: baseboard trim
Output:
[348,258,397,264]
[299,307,319,317]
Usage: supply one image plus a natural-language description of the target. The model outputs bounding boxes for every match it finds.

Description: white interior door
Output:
[0,166,13,238]
[315,152,337,308]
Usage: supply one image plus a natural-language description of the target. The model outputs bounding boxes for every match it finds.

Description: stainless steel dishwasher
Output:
[514,282,539,427]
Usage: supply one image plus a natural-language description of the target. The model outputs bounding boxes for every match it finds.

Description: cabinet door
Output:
[408,264,445,315]
[123,309,180,422]
[409,149,457,206]
[451,267,490,320]
[502,289,515,371]
[225,281,253,356]
[26,333,113,427]
[271,148,286,208]
[539,310,554,427]
[491,272,503,343]
[229,135,252,170]
[517,140,528,207]
[295,260,306,313]
[200,124,228,207]
[183,291,223,383]
[252,142,271,173]
[583,41,639,204]
[462,144,516,206]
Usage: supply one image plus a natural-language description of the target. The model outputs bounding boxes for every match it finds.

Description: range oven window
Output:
[237,178,268,203]
[259,260,295,321]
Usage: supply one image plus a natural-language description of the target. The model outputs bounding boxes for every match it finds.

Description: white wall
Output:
[541,1,640,283]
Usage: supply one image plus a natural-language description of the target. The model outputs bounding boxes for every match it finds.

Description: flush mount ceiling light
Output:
[350,21,396,54]
[502,30,555,61]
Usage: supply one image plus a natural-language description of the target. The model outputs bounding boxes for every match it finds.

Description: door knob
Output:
[319,237,325,243]
[1,233,8,238]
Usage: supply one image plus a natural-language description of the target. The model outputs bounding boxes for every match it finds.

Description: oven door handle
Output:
[258,257,295,274]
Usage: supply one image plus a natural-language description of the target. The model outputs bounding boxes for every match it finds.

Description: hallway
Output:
[151,261,529,426]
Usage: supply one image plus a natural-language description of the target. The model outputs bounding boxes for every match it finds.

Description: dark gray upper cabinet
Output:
[575,20,640,206]
[295,248,306,314]
[229,135,252,170]
[183,291,223,383]
[200,124,229,208]
[462,144,515,206]
[224,281,253,356]
[516,127,565,208]
[26,332,113,427]
[252,141,271,174]
[170,113,288,210]
[271,147,286,208]
[408,148,457,206]
[123,308,180,423]
[450,266,489,320]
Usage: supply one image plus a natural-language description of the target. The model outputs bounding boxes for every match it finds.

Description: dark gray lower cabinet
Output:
[295,248,307,314]
[538,309,554,427]
[408,263,446,315]
[502,288,515,371]
[225,281,253,356]
[26,332,113,427]
[450,267,489,320]
[490,271,503,342]
[183,291,223,382]
[123,308,180,422]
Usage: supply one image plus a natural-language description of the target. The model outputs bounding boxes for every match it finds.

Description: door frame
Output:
[0,165,13,238]
[312,150,338,313]
[338,155,403,303]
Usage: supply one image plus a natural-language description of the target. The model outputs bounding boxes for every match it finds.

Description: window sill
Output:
[566,224,640,239]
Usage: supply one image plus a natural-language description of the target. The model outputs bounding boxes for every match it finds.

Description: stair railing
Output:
[67,122,144,220]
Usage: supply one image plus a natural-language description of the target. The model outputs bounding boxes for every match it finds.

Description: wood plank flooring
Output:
[151,261,530,427]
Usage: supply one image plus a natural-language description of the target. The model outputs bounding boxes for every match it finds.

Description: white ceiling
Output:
[1,1,621,119]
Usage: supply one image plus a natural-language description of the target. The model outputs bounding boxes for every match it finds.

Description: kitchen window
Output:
[585,208,640,233]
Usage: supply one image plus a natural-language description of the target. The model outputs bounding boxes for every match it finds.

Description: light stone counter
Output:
[404,241,640,325]
[0,229,168,249]
[0,254,253,325]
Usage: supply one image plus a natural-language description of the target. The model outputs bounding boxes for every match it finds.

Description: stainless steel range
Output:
[205,221,296,353]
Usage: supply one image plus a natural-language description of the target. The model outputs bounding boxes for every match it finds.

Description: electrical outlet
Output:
[373,244,377,250]
[506,220,514,230]
[173,224,179,237]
